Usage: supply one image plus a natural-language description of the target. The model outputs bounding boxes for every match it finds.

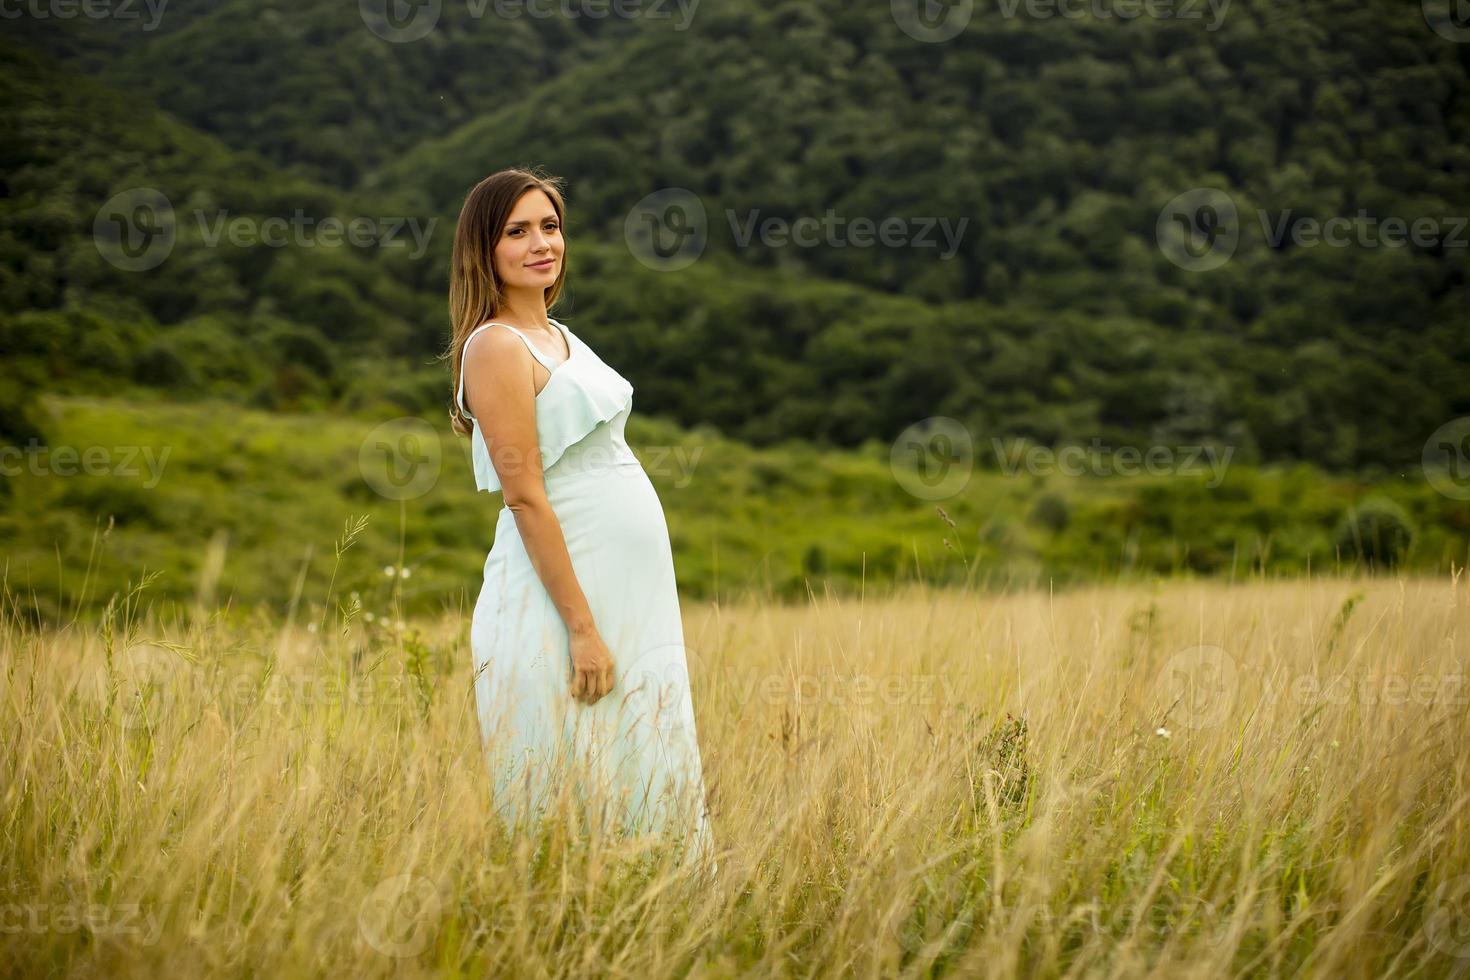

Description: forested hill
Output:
[4,1,1469,473]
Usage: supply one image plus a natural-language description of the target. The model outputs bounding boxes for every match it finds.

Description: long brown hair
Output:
[445,167,568,437]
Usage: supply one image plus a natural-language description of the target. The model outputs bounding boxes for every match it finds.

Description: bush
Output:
[1027,492,1070,534]
[56,479,162,529]
[0,382,46,450]
[267,326,334,379]
[132,341,198,389]
[1332,496,1414,569]
[75,326,131,375]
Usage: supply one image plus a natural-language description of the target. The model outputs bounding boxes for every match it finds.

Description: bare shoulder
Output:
[464,323,532,367]
[462,325,536,417]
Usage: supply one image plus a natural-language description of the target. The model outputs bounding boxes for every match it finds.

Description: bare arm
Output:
[463,329,614,703]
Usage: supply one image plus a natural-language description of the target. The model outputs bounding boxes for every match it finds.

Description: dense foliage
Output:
[4,0,1469,474]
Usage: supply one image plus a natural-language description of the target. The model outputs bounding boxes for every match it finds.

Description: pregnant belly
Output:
[477,460,680,670]
[488,461,673,572]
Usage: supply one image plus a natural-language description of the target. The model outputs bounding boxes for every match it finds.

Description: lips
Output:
[527,259,556,269]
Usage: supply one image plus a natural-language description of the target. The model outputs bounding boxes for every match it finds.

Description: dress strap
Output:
[478,322,562,370]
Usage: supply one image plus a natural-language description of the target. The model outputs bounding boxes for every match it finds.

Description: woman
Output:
[447,168,715,871]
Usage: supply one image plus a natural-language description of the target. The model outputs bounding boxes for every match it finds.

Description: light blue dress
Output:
[457,317,715,871]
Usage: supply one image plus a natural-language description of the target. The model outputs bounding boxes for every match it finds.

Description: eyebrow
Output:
[505,214,560,228]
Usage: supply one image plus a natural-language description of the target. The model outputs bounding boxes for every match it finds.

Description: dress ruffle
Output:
[470,369,635,493]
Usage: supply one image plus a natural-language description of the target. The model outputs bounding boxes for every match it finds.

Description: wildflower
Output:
[307,622,318,634]
[1155,727,1171,739]
[365,612,376,623]
[384,565,396,578]
[400,567,412,579]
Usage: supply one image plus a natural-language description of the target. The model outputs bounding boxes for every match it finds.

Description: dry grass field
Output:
[3,572,1468,978]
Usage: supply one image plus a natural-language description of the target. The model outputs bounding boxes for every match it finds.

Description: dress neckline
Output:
[541,318,574,368]
[534,319,573,394]
[492,318,572,370]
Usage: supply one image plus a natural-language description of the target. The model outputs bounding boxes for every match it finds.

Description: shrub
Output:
[0,382,46,449]
[1332,496,1413,569]
[267,326,334,379]
[802,543,826,575]
[1027,491,1070,534]
[132,341,198,389]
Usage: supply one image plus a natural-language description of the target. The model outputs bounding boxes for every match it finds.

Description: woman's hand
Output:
[568,627,617,705]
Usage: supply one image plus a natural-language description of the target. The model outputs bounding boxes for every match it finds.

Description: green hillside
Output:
[4,6,1470,623]
[4,394,1465,622]
[5,0,1469,471]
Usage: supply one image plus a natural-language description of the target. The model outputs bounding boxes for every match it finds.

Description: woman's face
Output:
[493,188,563,293]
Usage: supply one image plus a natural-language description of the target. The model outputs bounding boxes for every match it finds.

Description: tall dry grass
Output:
[2,569,1468,978]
